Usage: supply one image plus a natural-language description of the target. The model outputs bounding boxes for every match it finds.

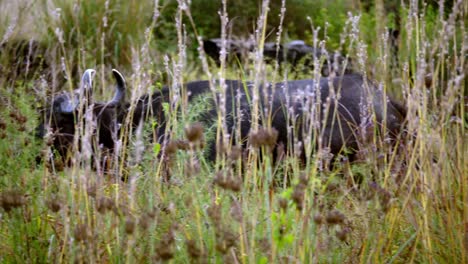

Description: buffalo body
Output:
[39,70,406,164]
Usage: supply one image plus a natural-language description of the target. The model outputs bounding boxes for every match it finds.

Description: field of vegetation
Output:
[0,0,466,263]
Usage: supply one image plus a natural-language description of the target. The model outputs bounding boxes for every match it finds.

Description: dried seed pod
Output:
[9,112,27,124]
[138,214,152,231]
[291,182,306,211]
[74,224,90,242]
[87,184,97,198]
[185,160,201,176]
[325,182,340,193]
[230,200,243,222]
[214,170,242,192]
[50,158,64,172]
[96,197,114,214]
[125,217,136,234]
[299,172,309,186]
[155,245,174,261]
[278,198,288,211]
[369,181,393,213]
[335,226,351,242]
[213,170,230,190]
[215,228,237,254]
[325,209,346,225]
[249,127,278,148]
[257,237,271,254]
[155,225,177,261]
[185,122,204,143]
[226,175,242,192]
[0,190,27,212]
[165,140,179,155]
[175,139,190,150]
[46,198,62,213]
[228,145,242,161]
[207,203,222,224]
[186,239,202,259]
[313,213,324,225]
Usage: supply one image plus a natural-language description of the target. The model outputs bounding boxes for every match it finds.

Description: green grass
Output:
[0,0,466,263]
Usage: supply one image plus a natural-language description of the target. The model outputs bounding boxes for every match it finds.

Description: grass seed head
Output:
[155,245,174,261]
[0,190,27,212]
[258,237,271,255]
[326,210,346,225]
[165,140,179,155]
[299,172,309,186]
[175,139,190,150]
[74,224,90,242]
[226,175,242,192]
[9,112,27,124]
[138,214,152,230]
[155,225,177,261]
[369,182,392,212]
[185,160,201,176]
[215,228,237,254]
[207,202,222,225]
[96,197,114,214]
[125,217,136,234]
[186,239,202,259]
[325,182,341,194]
[213,170,230,190]
[185,122,204,143]
[313,213,324,225]
[336,226,351,242]
[0,119,6,130]
[230,200,243,222]
[292,182,307,211]
[249,127,279,148]
[87,184,97,198]
[48,158,64,172]
[159,202,176,214]
[278,198,288,211]
[228,145,242,161]
[46,198,62,213]
[214,170,242,192]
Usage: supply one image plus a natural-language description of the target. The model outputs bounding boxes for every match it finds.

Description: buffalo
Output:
[37,69,406,167]
[0,39,50,82]
[37,69,125,161]
[203,39,353,76]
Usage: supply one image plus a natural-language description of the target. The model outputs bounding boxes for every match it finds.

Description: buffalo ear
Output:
[107,69,126,107]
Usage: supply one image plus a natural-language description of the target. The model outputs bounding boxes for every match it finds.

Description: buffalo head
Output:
[37,69,126,161]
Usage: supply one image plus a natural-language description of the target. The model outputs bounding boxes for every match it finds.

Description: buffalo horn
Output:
[59,69,96,113]
[107,69,126,106]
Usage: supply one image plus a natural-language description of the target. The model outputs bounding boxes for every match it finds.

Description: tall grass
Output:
[0,0,466,263]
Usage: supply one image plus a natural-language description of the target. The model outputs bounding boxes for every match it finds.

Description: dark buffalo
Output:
[38,70,406,165]
[203,39,353,76]
[37,69,125,161]
[141,74,405,162]
[280,40,353,76]
[0,39,50,82]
